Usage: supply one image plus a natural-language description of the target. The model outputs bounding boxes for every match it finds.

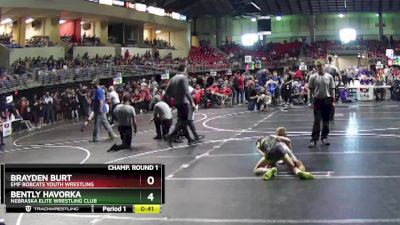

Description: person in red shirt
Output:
[192,84,205,108]
[220,85,233,106]
[238,73,245,104]
[221,85,233,96]
[132,89,143,113]
[19,97,28,120]
[140,85,152,111]
[124,49,130,61]
[207,83,220,107]
[295,69,304,81]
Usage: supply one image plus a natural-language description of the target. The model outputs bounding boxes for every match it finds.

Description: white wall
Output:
[9,47,65,65]
[81,21,95,37]
[144,29,152,41]
[0,0,188,31]
[159,49,187,58]
[25,20,45,39]
[121,47,150,57]
[73,46,116,58]
[0,24,13,35]
[121,47,188,58]
[337,56,368,70]
[156,32,170,43]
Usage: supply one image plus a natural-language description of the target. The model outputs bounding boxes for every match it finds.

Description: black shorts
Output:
[265,143,288,162]
[177,104,189,120]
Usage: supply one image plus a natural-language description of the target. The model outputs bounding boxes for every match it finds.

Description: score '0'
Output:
[147,176,154,185]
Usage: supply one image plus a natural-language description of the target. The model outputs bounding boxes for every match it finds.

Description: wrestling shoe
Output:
[263,167,278,180]
[153,135,162,140]
[308,140,317,148]
[298,171,315,180]
[173,139,183,143]
[321,138,331,146]
[195,135,205,141]
[107,144,117,152]
[188,138,196,145]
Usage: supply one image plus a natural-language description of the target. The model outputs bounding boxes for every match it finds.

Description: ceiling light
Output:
[276,16,282,21]
[1,18,13,25]
[251,18,257,22]
[59,19,66,24]
[250,2,261,11]
[25,18,34,24]
[339,14,344,18]
[155,30,161,34]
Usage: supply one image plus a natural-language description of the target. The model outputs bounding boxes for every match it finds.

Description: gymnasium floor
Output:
[2,102,400,225]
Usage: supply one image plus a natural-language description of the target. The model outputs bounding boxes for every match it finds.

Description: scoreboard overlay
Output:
[0,164,165,213]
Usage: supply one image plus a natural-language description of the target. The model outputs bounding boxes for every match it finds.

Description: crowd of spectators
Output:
[60,34,102,46]
[144,38,174,49]
[3,35,400,126]
[82,34,102,46]
[0,52,190,93]
[222,37,400,69]
[25,36,56,47]
[0,76,165,128]
[2,57,400,137]
[0,34,21,48]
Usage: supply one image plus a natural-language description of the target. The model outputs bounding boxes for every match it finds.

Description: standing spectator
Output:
[308,59,335,148]
[53,92,61,121]
[256,69,269,87]
[247,82,259,111]
[124,49,130,61]
[38,97,44,128]
[0,115,4,149]
[238,72,245,104]
[19,97,29,120]
[266,74,278,105]
[108,93,137,152]
[151,77,159,92]
[282,74,294,107]
[70,93,79,120]
[91,79,117,142]
[140,84,152,111]
[295,69,304,81]
[78,86,90,120]
[43,92,54,124]
[108,86,120,125]
[32,95,40,127]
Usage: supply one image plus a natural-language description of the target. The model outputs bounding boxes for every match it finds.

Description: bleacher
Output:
[189,45,227,64]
